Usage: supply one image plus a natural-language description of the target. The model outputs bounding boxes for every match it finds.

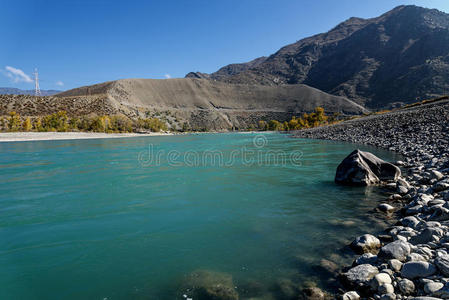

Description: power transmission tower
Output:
[34,68,41,96]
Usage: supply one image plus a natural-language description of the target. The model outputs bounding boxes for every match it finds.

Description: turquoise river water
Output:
[0,133,400,299]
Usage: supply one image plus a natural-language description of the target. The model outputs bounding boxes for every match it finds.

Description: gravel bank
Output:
[294,100,449,299]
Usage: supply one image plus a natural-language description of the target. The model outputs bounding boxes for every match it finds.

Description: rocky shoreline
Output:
[293,100,449,299]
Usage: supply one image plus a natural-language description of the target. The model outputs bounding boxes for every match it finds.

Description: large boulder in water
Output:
[179,269,239,300]
[335,150,401,186]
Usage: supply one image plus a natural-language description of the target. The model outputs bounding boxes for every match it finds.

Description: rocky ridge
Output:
[294,100,449,299]
[188,5,449,108]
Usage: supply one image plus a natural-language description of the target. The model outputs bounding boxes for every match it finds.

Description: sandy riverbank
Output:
[0,131,174,142]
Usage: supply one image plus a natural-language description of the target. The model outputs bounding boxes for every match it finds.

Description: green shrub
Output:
[109,115,133,132]
[137,117,167,132]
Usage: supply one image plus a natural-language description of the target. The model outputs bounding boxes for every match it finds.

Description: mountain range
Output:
[187,5,449,108]
[3,5,449,130]
[0,88,61,96]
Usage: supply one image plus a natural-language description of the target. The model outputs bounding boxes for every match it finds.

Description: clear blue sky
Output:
[1,0,448,91]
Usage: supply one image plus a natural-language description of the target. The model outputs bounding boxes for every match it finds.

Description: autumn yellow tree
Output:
[288,116,298,130]
[268,120,283,131]
[56,111,69,132]
[36,117,45,131]
[23,117,32,131]
[0,117,6,130]
[301,113,310,128]
[8,111,21,131]
[258,120,268,131]
[314,107,327,124]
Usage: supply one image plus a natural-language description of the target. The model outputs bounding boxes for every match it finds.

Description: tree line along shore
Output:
[0,106,336,134]
[0,111,168,133]
[1,95,445,134]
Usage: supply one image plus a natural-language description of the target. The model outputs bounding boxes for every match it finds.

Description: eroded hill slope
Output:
[55,78,366,130]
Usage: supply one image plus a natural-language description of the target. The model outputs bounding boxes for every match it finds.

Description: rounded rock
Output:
[379,203,395,213]
[388,259,403,272]
[344,264,379,287]
[424,282,444,294]
[342,291,360,300]
[356,253,378,265]
[351,234,381,254]
[435,255,449,276]
[371,273,392,290]
[379,240,412,261]
[410,297,445,300]
[430,170,444,181]
[380,293,396,300]
[401,261,437,279]
[398,278,415,295]
[379,283,395,294]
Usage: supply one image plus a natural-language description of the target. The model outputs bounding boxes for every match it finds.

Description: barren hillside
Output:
[55,78,366,130]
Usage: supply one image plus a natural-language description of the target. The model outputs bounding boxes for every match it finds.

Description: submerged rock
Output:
[274,278,301,300]
[335,150,401,186]
[180,269,239,300]
[319,259,339,275]
[301,287,326,300]
[237,278,265,298]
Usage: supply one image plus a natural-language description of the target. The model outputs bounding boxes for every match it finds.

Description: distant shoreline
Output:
[0,131,174,142]
[0,131,277,143]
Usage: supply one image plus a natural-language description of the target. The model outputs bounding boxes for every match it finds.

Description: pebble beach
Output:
[294,99,449,299]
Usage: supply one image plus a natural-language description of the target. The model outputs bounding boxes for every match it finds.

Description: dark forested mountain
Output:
[187,5,449,108]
